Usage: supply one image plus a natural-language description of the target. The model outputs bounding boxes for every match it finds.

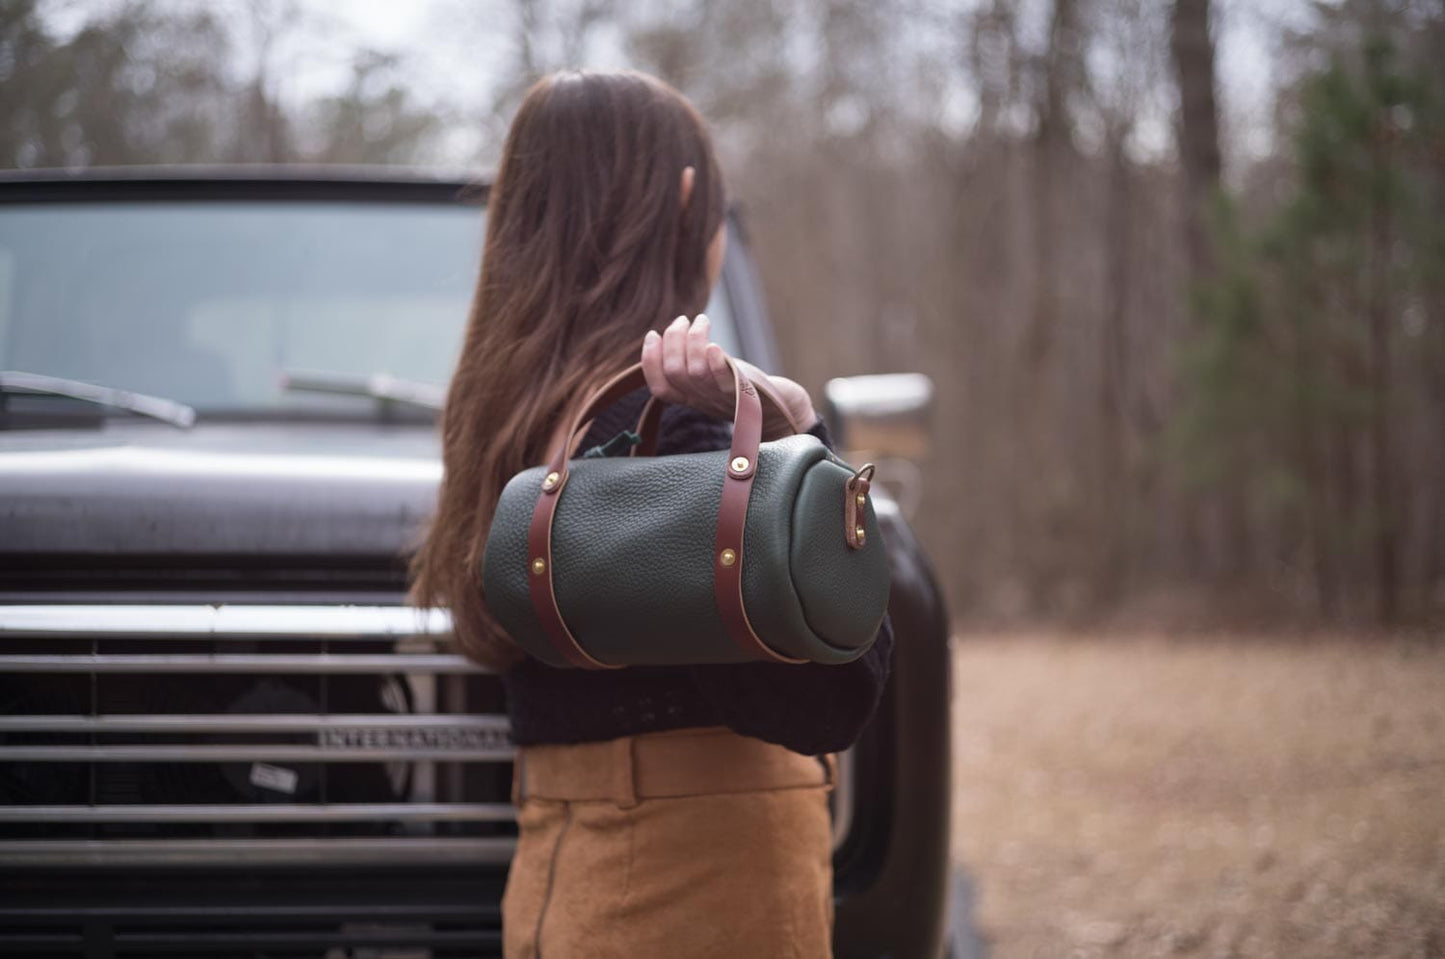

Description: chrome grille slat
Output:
[1,600,860,869]
[0,653,481,674]
[0,803,515,823]
[0,714,508,733]
[0,601,517,868]
[0,744,513,762]
[0,838,516,867]
[0,603,456,640]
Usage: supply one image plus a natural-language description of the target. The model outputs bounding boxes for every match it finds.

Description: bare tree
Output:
[1088,0,1167,602]
[1170,0,1222,281]
[10,0,1441,626]
[1026,0,1084,364]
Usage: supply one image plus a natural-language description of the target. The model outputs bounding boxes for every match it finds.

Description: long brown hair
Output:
[408,70,727,668]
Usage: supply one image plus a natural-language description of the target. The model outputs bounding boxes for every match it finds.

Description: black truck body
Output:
[0,168,968,959]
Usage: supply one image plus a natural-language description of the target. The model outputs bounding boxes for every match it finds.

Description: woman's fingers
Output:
[660,315,689,394]
[686,315,711,379]
[640,313,740,419]
[640,329,679,402]
[684,316,734,417]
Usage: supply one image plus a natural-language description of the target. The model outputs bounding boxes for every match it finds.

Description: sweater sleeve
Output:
[661,406,896,756]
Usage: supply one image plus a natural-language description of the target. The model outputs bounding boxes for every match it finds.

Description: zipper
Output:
[533,802,573,958]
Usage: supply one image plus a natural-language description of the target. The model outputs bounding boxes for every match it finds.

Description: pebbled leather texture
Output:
[788,458,890,649]
[482,433,891,667]
[734,440,880,665]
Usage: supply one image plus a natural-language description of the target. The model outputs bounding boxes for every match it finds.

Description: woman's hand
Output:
[640,314,818,439]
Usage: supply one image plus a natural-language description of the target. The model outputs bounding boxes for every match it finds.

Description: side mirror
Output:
[822,373,934,519]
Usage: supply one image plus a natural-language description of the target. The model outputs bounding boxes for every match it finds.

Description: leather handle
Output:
[545,360,800,481]
[526,356,807,669]
[630,395,667,457]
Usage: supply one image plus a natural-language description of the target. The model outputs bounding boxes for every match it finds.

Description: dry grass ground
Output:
[950,632,1445,959]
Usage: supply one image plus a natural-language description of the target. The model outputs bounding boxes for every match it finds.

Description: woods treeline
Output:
[4,0,1443,627]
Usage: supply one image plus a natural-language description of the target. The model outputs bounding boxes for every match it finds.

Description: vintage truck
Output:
[0,167,977,958]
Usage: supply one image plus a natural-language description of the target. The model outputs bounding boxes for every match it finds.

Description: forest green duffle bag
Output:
[481,358,890,669]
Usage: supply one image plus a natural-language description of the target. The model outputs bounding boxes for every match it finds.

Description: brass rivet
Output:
[856,493,867,507]
[719,548,737,567]
[542,471,560,490]
[530,557,546,575]
[855,526,866,539]
[730,456,749,474]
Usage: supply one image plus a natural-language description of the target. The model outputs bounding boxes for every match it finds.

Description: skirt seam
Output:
[532,801,573,958]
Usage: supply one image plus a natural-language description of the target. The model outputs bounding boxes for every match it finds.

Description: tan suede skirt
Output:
[501,726,836,959]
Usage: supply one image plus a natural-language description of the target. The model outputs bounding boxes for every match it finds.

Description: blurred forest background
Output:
[3,0,1443,629]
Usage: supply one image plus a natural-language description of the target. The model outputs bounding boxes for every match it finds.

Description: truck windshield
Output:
[0,199,737,417]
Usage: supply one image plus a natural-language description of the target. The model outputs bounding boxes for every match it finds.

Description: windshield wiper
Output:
[0,371,196,429]
[280,369,444,411]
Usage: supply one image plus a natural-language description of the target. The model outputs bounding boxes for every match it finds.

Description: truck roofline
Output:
[0,164,491,205]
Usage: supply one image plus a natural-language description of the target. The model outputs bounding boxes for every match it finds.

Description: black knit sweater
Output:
[499,386,895,757]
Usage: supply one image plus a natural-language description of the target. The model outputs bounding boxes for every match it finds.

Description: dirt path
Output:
[951,632,1445,959]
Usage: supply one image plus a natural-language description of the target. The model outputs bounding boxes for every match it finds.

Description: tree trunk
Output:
[1170,0,1233,580]
[1025,0,1080,365]
[1293,308,1336,618]
[1367,118,1398,625]
[1096,129,1132,605]
[1170,0,1221,282]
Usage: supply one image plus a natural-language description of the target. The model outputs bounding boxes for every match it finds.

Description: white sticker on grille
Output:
[248,762,299,794]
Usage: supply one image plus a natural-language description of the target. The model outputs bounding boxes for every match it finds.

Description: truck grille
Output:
[0,603,516,868]
[0,895,505,958]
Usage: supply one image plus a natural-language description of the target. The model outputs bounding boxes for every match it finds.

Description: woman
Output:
[409,70,893,959]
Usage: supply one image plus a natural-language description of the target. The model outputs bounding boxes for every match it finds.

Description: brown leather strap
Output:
[544,365,651,480]
[747,371,800,435]
[526,468,618,669]
[527,358,804,669]
[711,362,806,664]
[524,366,660,669]
[844,463,875,550]
[547,361,800,482]
[631,367,795,457]
[632,395,666,457]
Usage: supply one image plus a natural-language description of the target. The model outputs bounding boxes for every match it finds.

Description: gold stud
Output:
[730,456,749,474]
[719,548,737,567]
[856,493,867,507]
[530,557,546,575]
[855,526,866,540]
[541,471,560,490]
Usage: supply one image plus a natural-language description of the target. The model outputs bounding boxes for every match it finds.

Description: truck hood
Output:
[0,421,442,556]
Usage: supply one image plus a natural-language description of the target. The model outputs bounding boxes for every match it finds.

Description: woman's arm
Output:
[691,612,894,755]
[636,316,896,756]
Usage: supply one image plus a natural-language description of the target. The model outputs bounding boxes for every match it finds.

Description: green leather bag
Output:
[481,359,890,669]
